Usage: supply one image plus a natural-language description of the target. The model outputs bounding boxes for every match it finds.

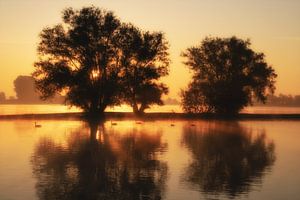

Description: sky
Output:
[0,0,299,99]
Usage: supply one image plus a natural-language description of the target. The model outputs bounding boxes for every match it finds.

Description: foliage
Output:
[116,24,169,114]
[181,36,277,114]
[0,92,5,102]
[33,6,169,117]
[33,6,122,118]
[14,76,40,102]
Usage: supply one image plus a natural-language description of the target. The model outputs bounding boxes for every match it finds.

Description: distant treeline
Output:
[0,75,63,104]
[164,95,300,107]
[0,75,176,105]
[254,94,300,107]
[165,95,300,107]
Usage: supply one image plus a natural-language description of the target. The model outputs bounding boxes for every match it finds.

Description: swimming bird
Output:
[34,122,42,128]
[111,121,117,126]
[135,121,143,124]
[170,123,175,126]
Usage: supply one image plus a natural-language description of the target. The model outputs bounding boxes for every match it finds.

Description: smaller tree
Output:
[0,92,5,102]
[181,36,277,114]
[117,24,169,115]
[14,76,40,103]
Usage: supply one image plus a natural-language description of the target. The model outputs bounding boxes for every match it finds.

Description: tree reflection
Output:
[31,121,168,200]
[181,122,275,198]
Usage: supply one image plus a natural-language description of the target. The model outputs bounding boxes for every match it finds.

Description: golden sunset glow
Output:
[1,2,300,199]
[0,0,299,99]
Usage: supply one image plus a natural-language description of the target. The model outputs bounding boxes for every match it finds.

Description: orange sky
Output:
[0,0,299,99]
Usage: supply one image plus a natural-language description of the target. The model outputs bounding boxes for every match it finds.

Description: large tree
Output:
[116,24,169,115]
[33,6,170,118]
[33,6,122,118]
[181,36,277,114]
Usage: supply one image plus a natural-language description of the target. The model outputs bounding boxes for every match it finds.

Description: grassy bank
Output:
[0,112,300,120]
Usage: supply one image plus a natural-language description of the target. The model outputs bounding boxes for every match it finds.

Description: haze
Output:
[0,0,299,98]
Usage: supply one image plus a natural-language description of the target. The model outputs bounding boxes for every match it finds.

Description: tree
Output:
[116,24,169,115]
[14,76,40,103]
[0,92,5,102]
[33,6,122,118]
[181,36,277,114]
[13,75,63,104]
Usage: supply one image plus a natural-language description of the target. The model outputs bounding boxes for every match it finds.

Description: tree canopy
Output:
[116,24,169,115]
[32,6,169,118]
[181,36,277,114]
[0,92,5,102]
[14,76,39,103]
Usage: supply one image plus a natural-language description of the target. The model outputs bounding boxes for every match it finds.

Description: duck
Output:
[35,122,42,128]
[135,121,143,124]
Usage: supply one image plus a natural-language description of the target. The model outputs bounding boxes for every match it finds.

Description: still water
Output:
[1,104,300,115]
[0,119,299,200]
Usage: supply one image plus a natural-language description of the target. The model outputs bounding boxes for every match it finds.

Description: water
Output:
[1,104,300,115]
[0,119,299,200]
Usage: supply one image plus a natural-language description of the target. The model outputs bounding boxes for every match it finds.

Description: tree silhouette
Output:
[181,122,275,198]
[12,75,63,104]
[0,92,5,102]
[14,75,40,103]
[116,24,169,115]
[181,36,277,114]
[33,7,122,118]
[31,122,168,200]
[33,6,170,118]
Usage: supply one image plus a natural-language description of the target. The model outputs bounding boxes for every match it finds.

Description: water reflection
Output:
[31,121,168,200]
[181,122,276,198]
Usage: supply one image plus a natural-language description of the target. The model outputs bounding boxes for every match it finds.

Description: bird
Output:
[170,123,175,126]
[135,121,143,124]
[190,123,196,127]
[34,122,42,128]
[111,121,117,126]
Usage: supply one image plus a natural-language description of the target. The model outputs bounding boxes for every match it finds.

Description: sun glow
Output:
[0,0,299,98]
[91,69,100,80]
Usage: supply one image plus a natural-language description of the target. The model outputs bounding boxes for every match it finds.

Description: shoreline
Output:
[0,112,300,120]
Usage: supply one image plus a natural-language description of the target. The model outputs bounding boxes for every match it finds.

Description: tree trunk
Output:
[85,102,105,120]
[138,103,147,115]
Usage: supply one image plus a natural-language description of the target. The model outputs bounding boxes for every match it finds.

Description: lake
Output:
[1,104,300,115]
[0,119,299,200]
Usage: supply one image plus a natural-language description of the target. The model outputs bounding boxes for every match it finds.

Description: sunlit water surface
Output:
[1,104,300,115]
[0,119,299,200]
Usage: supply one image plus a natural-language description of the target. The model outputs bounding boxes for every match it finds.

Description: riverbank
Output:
[1,112,300,120]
